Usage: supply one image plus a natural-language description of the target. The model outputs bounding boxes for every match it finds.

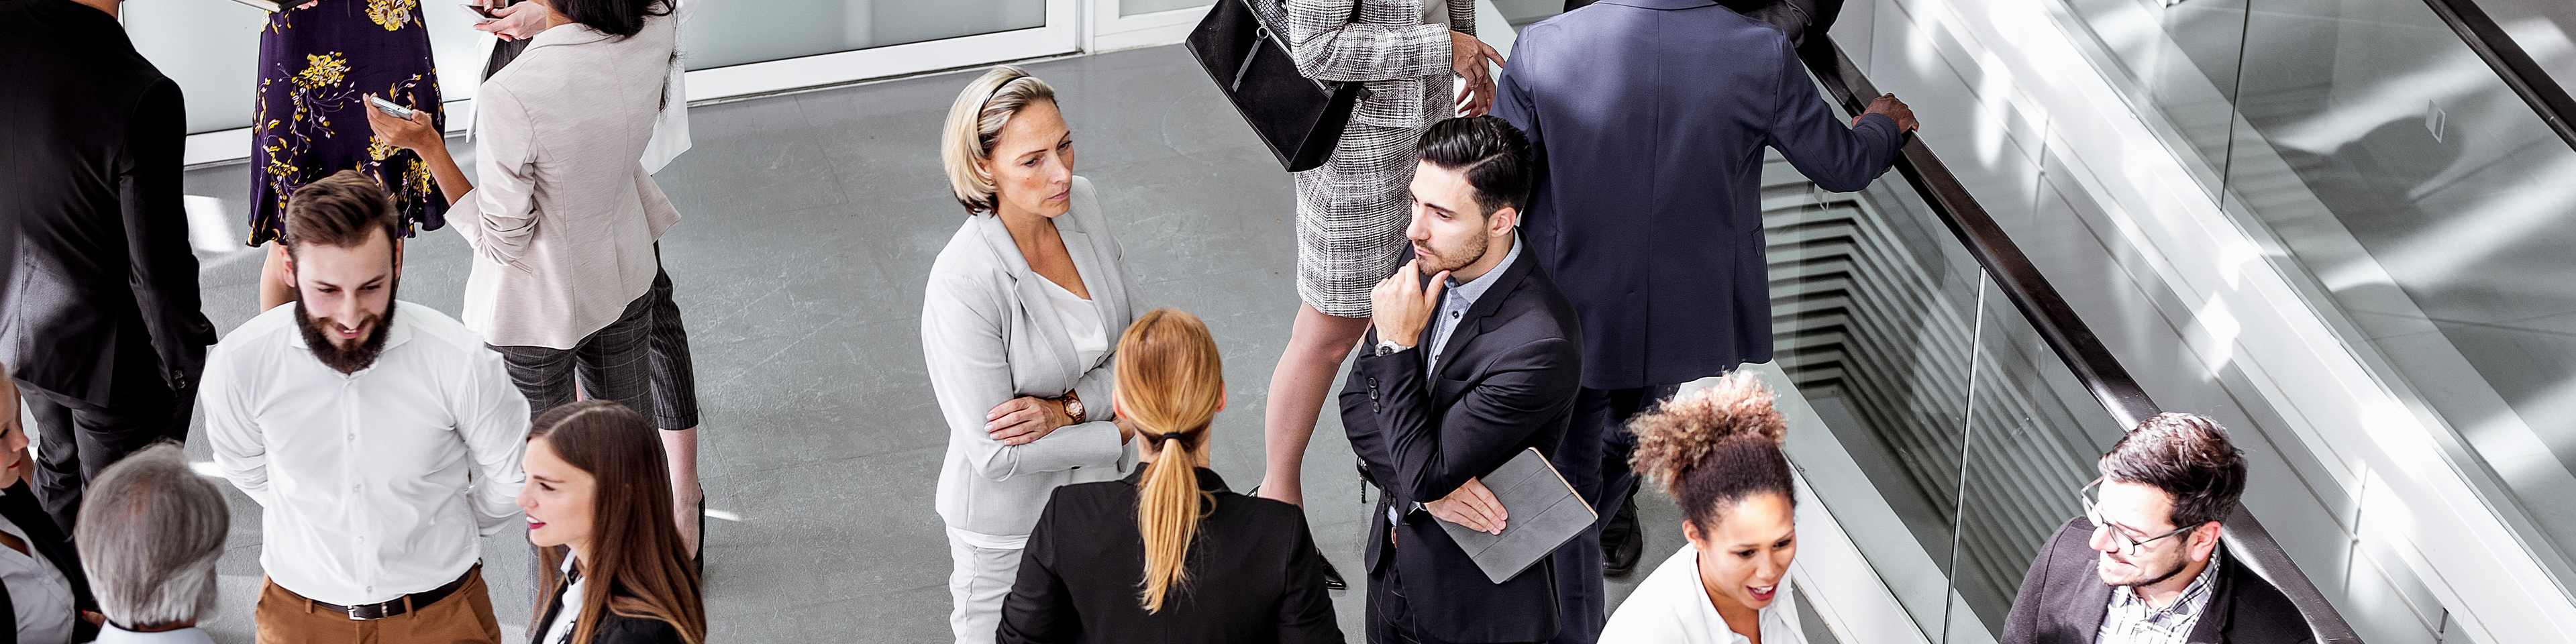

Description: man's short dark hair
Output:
[285,170,399,255]
[2099,413,2248,530]
[1416,116,1535,217]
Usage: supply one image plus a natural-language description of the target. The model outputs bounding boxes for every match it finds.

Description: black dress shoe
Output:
[1321,551,1348,593]
[1601,490,1644,578]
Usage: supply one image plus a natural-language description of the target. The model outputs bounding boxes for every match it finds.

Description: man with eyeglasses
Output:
[2001,413,2314,644]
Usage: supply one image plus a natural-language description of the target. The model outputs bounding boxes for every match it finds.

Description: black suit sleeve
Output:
[1345,335,1583,506]
[117,80,213,387]
[1274,511,1347,644]
[996,494,1074,644]
[2002,519,2081,644]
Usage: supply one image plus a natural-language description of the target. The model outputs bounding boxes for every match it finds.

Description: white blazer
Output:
[454,15,683,350]
[1602,544,1812,644]
[922,176,1141,541]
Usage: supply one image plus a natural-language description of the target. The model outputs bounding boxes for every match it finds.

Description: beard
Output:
[294,281,399,374]
[2096,549,2190,589]
[1417,229,1490,274]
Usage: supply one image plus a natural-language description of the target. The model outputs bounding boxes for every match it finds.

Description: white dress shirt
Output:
[91,625,216,644]
[0,495,74,644]
[538,558,584,644]
[1601,544,1809,644]
[204,301,532,605]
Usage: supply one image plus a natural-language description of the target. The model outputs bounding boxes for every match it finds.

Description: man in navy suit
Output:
[1494,2,1916,642]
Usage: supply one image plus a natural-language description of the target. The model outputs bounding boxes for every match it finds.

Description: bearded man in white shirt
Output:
[204,170,531,644]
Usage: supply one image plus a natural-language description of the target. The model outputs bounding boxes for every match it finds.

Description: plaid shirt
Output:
[2097,549,2221,644]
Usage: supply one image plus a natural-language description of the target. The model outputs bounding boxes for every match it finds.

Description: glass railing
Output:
[2051,0,2576,602]
[1744,34,2362,643]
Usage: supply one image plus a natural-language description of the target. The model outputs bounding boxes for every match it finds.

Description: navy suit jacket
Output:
[1339,250,1584,643]
[1494,0,1904,390]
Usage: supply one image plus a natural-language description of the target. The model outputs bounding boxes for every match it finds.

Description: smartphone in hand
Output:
[368,95,416,120]
[459,3,499,22]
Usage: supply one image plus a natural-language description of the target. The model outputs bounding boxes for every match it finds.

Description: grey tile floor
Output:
[172,44,1684,643]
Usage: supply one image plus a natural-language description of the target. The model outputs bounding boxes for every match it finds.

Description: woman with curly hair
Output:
[1600,373,1808,644]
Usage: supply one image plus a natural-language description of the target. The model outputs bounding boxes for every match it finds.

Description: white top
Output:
[1040,277,1107,370]
[204,301,533,605]
[0,498,74,644]
[91,625,216,644]
[1601,544,1810,644]
[540,558,585,644]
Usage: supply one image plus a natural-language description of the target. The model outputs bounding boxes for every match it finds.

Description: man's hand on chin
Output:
[1370,260,1447,351]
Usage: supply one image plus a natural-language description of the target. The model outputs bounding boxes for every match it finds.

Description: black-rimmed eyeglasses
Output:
[2080,478,2194,556]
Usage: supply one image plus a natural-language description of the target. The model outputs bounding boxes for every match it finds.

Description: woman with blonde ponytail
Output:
[996,309,1344,644]
[1599,373,1810,644]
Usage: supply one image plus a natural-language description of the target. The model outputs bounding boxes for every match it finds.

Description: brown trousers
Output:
[255,569,503,644]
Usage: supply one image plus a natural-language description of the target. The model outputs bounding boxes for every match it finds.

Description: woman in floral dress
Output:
[249,0,446,311]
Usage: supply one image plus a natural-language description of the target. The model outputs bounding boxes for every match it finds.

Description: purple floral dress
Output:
[249,0,447,246]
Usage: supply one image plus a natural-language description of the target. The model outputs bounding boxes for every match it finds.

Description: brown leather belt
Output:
[310,564,477,621]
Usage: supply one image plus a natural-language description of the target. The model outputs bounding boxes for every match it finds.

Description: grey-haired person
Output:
[74,443,223,643]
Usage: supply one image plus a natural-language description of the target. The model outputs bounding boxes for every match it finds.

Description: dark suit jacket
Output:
[0,482,97,644]
[997,468,1343,644]
[1494,0,1903,390]
[2002,518,2316,644]
[530,583,687,644]
[1337,251,1585,643]
[0,0,215,405]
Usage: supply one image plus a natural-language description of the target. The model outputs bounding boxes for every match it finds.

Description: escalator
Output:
[1714,38,2365,642]
[1491,0,2576,639]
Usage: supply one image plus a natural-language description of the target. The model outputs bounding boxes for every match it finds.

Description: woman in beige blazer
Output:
[921,66,1142,644]
[366,0,704,551]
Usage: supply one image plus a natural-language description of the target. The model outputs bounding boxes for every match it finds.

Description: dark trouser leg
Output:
[23,388,83,535]
[1545,387,1621,644]
[1598,382,1688,579]
[20,350,182,535]
[643,251,701,432]
[1366,557,1420,644]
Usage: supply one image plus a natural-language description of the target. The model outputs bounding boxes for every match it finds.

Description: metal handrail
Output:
[2417,0,2576,152]
[1799,36,2365,644]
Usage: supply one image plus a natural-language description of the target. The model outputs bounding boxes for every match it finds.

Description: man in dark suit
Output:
[0,374,101,644]
[2003,413,2314,644]
[1491,2,1914,639]
[0,0,217,535]
[1339,117,1584,644]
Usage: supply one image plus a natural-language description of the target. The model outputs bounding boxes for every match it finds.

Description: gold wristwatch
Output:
[1058,390,1086,424]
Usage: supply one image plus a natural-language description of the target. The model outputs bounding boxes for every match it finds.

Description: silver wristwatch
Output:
[1374,339,1412,357]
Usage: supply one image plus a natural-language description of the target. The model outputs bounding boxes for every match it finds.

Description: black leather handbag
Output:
[1186,0,1371,172]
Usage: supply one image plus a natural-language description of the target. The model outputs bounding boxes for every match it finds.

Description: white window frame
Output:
[187,0,1084,166]
[1085,0,1213,53]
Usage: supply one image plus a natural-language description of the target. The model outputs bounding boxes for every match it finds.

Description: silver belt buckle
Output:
[346,603,388,621]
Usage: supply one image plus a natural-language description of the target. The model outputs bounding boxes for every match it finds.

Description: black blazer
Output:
[2002,517,2315,644]
[998,468,1343,644]
[0,0,215,405]
[0,482,97,644]
[1337,251,1586,643]
[530,582,687,644]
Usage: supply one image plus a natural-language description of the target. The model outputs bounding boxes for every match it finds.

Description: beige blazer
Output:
[453,17,683,350]
[923,176,1142,539]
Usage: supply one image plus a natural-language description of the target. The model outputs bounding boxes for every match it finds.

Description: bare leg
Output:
[661,427,701,556]
[1258,303,1374,506]
[259,244,293,312]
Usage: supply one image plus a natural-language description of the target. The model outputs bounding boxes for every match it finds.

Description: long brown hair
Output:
[1112,309,1225,613]
[530,400,707,644]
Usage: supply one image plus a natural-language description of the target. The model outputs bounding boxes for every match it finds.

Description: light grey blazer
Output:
[924,176,1141,539]
[454,17,682,350]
